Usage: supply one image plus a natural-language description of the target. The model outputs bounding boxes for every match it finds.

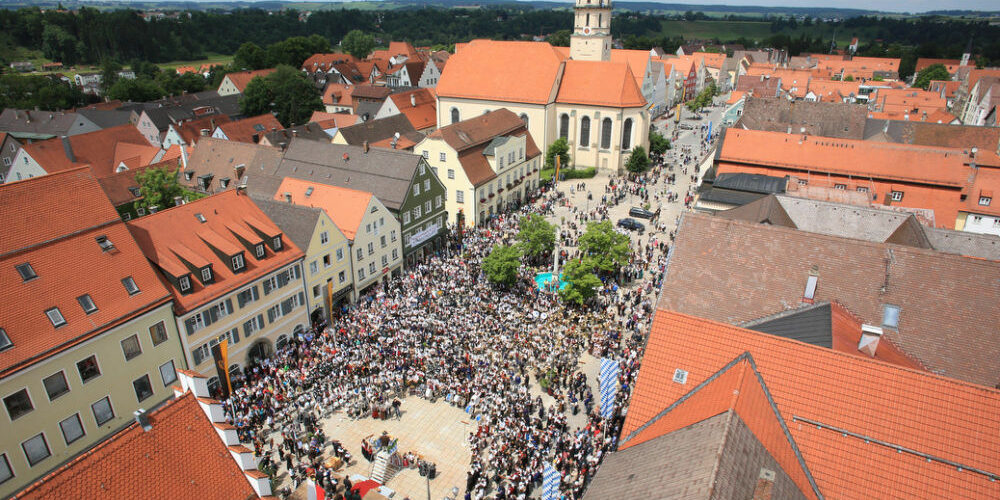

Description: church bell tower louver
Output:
[569,0,612,61]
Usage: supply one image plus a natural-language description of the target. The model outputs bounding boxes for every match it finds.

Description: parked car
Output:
[617,218,645,233]
[678,123,694,130]
[629,207,655,219]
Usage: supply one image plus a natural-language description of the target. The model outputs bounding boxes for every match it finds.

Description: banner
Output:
[211,339,230,399]
[599,357,620,420]
[542,462,561,500]
[306,478,326,500]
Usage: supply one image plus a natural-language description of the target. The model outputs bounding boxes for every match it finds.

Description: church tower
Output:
[569,0,612,61]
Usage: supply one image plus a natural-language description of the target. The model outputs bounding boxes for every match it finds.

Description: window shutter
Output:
[263,279,272,295]
[243,320,252,338]
[185,317,196,336]
[192,348,203,365]
[281,299,292,315]
[267,307,275,323]
[226,299,234,314]
[257,314,264,329]
[252,286,259,301]
[238,292,246,308]
[298,292,305,306]
[206,307,218,326]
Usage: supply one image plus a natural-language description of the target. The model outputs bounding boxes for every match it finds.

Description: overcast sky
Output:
[615,0,997,13]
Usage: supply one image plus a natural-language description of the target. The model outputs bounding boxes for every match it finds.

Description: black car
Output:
[617,218,645,233]
[629,207,655,219]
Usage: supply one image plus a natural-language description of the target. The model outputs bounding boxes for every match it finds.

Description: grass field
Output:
[156,53,234,71]
[660,20,775,40]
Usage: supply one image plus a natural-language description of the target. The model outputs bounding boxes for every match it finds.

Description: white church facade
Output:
[435,0,650,173]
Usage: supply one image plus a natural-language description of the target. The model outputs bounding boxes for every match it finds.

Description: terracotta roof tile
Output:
[624,311,1000,500]
[556,60,646,108]
[175,115,233,146]
[126,190,304,314]
[387,88,437,131]
[215,114,283,144]
[223,69,276,93]
[309,111,359,129]
[0,168,171,377]
[437,40,565,104]
[428,109,541,186]
[21,124,154,178]
[14,393,259,499]
[273,178,372,240]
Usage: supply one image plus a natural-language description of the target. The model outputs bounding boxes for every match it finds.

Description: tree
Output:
[558,258,603,306]
[106,77,165,102]
[843,74,855,82]
[913,63,950,90]
[99,59,122,95]
[649,130,670,158]
[482,244,522,287]
[134,165,187,212]
[545,137,570,170]
[625,146,651,174]
[233,42,267,70]
[238,65,322,127]
[340,30,375,60]
[547,30,571,47]
[516,214,556,263]
[41,25,79,65]
[577,220,630,273]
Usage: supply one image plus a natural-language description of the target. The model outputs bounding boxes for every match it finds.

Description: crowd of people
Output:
[215,122,711,498]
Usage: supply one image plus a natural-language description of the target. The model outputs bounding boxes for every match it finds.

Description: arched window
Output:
[622,118,633,150]
[580,116,591,147]
[451,108,460,124]
[601,118,613,149]
[559,114,570,139]
[276,334,288,349]
[519,113,529,128]
[207,377,221,397]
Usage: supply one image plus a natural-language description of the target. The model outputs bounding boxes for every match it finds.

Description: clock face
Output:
[583,27,592,35]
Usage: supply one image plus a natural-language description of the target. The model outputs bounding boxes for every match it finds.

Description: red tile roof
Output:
[14,393,260,500]
[21,124,155,178]
[322,83,354,108]
[624,311,1000,500]
[0,168,172,377]
[301,53,361,72]
[437,40,566,104]
[556,60,646,108]
[175,114,232,146]
[273,178,372,240]
[215,114,283,144]
[427,109,542,186]
[223,69,276,93]
[309,111,360,129]
[126,190,304,314]
[915,58,966,74]
[387,88,437,131]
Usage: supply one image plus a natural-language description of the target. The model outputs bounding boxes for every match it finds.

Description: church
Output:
[436,0,650,173]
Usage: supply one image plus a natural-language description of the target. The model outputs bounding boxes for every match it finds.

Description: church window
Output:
[559,114,569,139]
[599,14,602,27]
[451,108,460,124]
[586,13,590,26]
[622,118,633,150]
[601,118,613,149]
[580,117,590,147]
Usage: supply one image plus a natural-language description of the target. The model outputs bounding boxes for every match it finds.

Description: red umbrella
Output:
[352,479,381,498]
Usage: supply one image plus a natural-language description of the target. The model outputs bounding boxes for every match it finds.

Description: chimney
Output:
[149,205,159,214]
[292,129,298,137]
[252,133,260,143]
[753,468,776,500]
[410,93,416,107]
[180,146,189,170]
[279,142,287,151]
[61,136,76,163]
[858,324,883,357]
[133,409,153,432]
[271,127,277,132]
[234,164,245,179]
[284,192,292,203]
[200,128,210,136]
[173,196,184,206]
[363,140,370,153]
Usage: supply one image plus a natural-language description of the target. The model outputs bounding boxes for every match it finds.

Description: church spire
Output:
[569,0,612,61]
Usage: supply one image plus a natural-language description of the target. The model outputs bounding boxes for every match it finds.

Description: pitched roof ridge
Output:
[739,301,832,329]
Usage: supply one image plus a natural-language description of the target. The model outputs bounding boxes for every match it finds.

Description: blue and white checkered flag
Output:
[599,357,620,420]
[542,462,561,500]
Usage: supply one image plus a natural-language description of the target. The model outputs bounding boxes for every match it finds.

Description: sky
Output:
[613,0,999,13]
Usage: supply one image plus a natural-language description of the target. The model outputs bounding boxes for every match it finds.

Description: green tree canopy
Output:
[135,165,187,211]
[0,74,87,110]
[106,77,165,102]
[913,63,950,90]
[238,65,322,127]
[41,24,80,65]
[625,146,651,174]
[547,30,571,47]
[340,30,375,60]
[516,214,556,261]
[545,136,570,170]
[99,59,123,95]
[558,257,603,306]
[233,42,267,70]
[577,220,630,273]
[648,130,670,158]
[265,35,330,68]
[482,244,523,287]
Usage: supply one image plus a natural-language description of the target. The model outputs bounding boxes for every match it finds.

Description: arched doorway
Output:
[246,339,274,365]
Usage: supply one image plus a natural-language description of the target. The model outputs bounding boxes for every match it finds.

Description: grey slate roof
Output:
[337,114,420,145]
[0,109,86,137]
[735,97,868,139]
[250,197,322,251]
[698,187,769,207]
[924,227,1000,261]
[713,172,787,194]
[273,137,420,210]
[263,123,331,146]
[75,109,133,129]
[182,137,284,197]
[741,302,834,348]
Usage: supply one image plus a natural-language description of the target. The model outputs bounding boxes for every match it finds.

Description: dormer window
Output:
[96,235,114,251]
[980,196,992,206]
[16,263,37,281]
[255,244,265,259]
[0,328,11,351]
[77,294,97,314]
[200,267,213,283]
[184,171,194,181]
[272,236,283,251]
[232,253,245,272]
[882,304,900,330]
[46,307,66,328]
[178,275,191,292]
[220,178,230,189]
[122,276,140,295]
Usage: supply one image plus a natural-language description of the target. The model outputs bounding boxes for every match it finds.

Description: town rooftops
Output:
[0,109,85,139]
[301,53,361,73]
[718,128,971,187]
[0,168,171,378]
[555,60,646,108]
[222,68,276,93]
[438,40,566,104]
[215,114,283,144]
[335,114,423,149]
[262,122,331,147]
[20,124,163,178]
[428,109,541,186]
[13,392,261,500]
[618,311,1000,499]
[126,190,303,314]
[657,212,1000,387]
[182,137,284,196]
[386,88,437,131]
[273,137,423,211]
[273,178,372,240]
[251,197,326,251]
[174,114,233,146]
[736,97,868,139]
[862,118,1000,151]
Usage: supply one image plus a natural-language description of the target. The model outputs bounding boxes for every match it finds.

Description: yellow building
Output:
[253,198,355,322]
[0,169,186,497]
[127,190,309,395]
[417,109,543,227]
[435,0,650,174]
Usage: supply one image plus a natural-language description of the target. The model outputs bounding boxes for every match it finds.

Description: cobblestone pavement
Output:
[283,97,729,500]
